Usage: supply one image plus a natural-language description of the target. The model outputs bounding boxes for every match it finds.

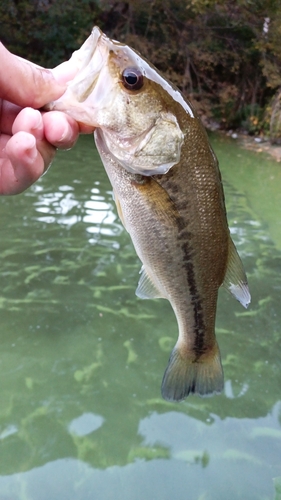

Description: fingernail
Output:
[31,111,44,140]
[59,123,72,143]
[25,136,37,160]
[33,111,42,129]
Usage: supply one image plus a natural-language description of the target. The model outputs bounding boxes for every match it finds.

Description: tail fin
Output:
[161,342,224,402]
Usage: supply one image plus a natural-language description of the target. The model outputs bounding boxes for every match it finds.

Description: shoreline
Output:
[225,132,281,163]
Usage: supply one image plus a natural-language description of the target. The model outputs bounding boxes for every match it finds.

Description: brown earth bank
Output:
[221,131,281,163]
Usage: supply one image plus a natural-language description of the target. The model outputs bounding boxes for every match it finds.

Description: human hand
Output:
[0,43,94,195]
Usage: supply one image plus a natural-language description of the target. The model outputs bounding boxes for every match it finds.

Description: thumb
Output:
[0,42,66,108]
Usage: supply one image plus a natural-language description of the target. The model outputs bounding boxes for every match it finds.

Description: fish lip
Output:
[44,26,107,115]
[63,26,105,101]
[72,26,109,75]
[77,26,103,72]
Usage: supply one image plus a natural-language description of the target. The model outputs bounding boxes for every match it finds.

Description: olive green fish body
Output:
[47,27,251,401]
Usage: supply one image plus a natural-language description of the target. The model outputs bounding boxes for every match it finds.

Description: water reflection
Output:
[33,181,119,238]
[68,413,104,436]
[1,405,280,499]
[0,135,281,499]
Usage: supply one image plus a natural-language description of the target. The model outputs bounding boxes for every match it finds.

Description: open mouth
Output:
[44,27,112,125]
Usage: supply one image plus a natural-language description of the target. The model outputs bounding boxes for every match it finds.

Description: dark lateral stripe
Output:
[156,174,207,357]
[177,217,206,358]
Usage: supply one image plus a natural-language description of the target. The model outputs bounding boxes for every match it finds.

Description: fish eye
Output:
[122,68,144,91]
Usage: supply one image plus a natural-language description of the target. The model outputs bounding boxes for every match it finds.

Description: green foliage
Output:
[0,0,102,66]
[269,89,281,143]
[1,0,281,130]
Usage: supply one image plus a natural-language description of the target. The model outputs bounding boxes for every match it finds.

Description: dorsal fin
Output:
[222,238,251,309]
[136,266,165,299]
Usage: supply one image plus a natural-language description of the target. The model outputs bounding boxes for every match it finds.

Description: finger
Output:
[0,132,10,157]
[0,43,66,108]
[77,123,96,134]
[43,111,79,149]
[10,107,62,173]
[0,100,21,135]
[9,107,55,172]
[1,132,47,194]
[52,59,82,85]
[12,107,44,141]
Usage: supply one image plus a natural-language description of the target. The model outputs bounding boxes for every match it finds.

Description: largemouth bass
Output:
[47,27,251,401]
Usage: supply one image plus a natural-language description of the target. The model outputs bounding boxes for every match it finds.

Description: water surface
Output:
[0,134,280,500]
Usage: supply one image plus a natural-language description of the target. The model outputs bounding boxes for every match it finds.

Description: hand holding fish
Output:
[0,42,94,195]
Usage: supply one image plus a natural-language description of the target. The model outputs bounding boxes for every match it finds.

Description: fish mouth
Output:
[45,27,112,125]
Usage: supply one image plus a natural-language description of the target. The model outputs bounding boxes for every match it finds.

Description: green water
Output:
[0,134,280,500]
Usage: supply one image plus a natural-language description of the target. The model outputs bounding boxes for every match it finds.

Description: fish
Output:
[47,27,251,401]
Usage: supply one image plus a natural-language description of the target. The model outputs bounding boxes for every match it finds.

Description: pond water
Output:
[0,133,280,500]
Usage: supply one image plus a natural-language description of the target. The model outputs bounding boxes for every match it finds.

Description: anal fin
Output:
[136,266,164,299]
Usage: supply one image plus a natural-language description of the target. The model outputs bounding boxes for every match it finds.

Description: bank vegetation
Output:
[1,0,281,138]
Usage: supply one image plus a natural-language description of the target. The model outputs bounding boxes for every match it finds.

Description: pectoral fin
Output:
[136,266,164,299]
[222,237,251,308]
